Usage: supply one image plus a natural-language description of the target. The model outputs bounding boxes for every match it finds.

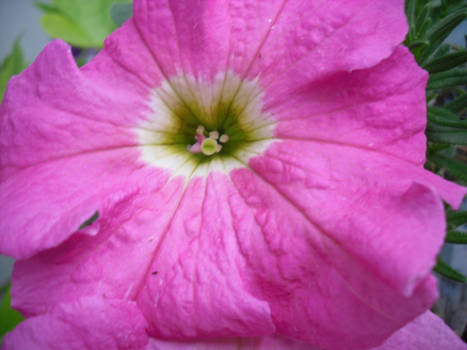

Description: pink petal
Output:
[270,46,428,165]
[147,335,313,349]
[251,0,407,87]
[11,177,186,316]
[230,157,442,349]
[1,297,148,350]
[0,40,144,177]
[0,35,169,260]
[12,174,274,338]
[136,174,275,338]
[0,1,416,262]
[0,149,165,260]
[86,18,166,88]
[132,0,406,84]
[133,0,235,80]
[373,311,467,350]
[248,140,465,293]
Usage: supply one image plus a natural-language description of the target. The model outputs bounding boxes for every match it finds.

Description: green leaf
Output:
[41,13,91,48]
[425,0,442,7]
[420,7,467,63]
[110,3,133,27]
[407,39,430,50]
[446,230,467,244]
[78,211,99,229]
[34,2,60,13]
[405,0,418,41]
[426,123,467,145]
[427,69,467,90]
[431,43,452,60]
[434,257,467,283]
[427,106,467,129]
[428,154,467,182]
[447,210,467,227]
[405,0,417,27]
[0,39,26,101]
[38,0,132,48]
[0,285,24,340]
[424,50,467,73]
[445,94,467,113]
[414,5,430,38]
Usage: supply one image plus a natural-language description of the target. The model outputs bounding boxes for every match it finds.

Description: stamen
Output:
[187,143,202,154]
[188,125,228,156]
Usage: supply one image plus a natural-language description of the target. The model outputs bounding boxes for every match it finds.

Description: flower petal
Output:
[132,0,406,82]
[88,18,166,88]
[246,140,465,293]
[269,46,428,165]
[136,0,231,79]
[373,311,467,350]
[11,171,275,338]
[11,177,186,316]
[230,157,441,349]
[0,150,170,260]
[136,173,275,338]
[1,297,148,350]
[146,335,313,349]
[250,0,407,87]
[0,36,168,259]
[0,40,144,176]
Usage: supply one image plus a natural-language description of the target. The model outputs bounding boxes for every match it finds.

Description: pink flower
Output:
[0,0,466,349]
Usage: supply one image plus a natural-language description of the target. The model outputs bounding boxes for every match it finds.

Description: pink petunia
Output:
[0,0,466,349]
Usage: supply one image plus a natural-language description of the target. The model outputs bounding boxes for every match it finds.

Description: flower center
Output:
[187,125,230,156]
[136,72,276,176]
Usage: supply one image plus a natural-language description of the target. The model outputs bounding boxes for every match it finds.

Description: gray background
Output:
[0,0,50,62]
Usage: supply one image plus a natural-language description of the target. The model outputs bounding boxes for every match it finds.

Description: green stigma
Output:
[201,138,219,156]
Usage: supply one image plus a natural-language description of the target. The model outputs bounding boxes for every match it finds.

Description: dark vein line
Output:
[219,0,289,131]
[132,157,205,300]
[258,1,365,93]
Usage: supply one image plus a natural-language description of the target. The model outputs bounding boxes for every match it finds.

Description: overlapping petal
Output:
[231,139,465,347]
[11,173,275,338]
[0,39,162,260]
[1,0,466,349]
[146,335,313,350]
[1,297,149,350]
[373,311,467,350]
[268,46,428,165]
